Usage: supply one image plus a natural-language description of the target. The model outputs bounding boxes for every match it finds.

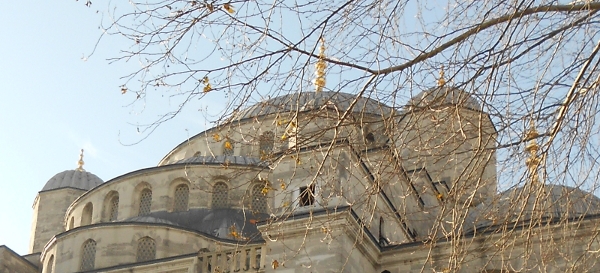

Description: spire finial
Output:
[438,65,446,87]
[524,119,541,185]
[314,37,326,93]
[77,149,85,171]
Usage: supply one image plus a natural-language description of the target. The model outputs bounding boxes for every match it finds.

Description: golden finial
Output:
[438,65,446,86]
[524,120,541,185]
[314,37,326,93]
[77,149,85,171]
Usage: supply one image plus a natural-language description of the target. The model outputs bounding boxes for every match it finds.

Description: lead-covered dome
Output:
[41,169,104,192]
[233,91,395,121]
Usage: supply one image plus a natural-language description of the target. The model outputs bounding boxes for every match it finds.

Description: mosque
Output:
[2,49,600,272]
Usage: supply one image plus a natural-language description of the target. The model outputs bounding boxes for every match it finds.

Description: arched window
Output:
[80,239,96,271]
[81,202,93,226]
[173,184,189,212]
[259,131,274,156]
[212,182,229,208]
[251,184,267,214]
[223,138,234,156]
[139,189,152,216]
[108,194,119,221]
[46,255,54,273]
[136,237,156,262]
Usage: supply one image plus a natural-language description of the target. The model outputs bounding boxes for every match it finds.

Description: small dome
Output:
[408,86,481,110]
[41,170,104,192]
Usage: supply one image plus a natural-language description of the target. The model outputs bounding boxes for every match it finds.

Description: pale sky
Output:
[0,1,211,255]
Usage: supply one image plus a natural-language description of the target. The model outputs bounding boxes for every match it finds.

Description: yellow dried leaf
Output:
[203,83,212,93]
[272,260,279,269]
[261,187,270,195]
[223,3,234,13]
[213,133,221,142]
[224,141,232,149]
[121,86,127,94]
[206,3,214,12]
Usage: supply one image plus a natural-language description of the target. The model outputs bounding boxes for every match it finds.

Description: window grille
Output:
[136,237,156,262]
[251,184,267,213]
[47,255,54,273]
[109,195,119,221]
[173,184,189,212]
[139,189,152,216]
[80,240,96,271]
[223,139,234,156]
[212,182,229,208]
[259,131,274,156]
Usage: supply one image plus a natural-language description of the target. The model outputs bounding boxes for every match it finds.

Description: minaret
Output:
[525,121,542,185]
[313,38,326,93]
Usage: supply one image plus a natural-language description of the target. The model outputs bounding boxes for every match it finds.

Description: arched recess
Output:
[46,255,54,273]
[259,131,274,157]
[133,182,153,216]
[223,138,234,156]
[250,183,268,214]
[212,182,229,209]
[173,183,190,212]
[68,217,74,230]
[81,202,93,226]
[80,239,97,271]
[136,237,156,262]
[102,191,120,222]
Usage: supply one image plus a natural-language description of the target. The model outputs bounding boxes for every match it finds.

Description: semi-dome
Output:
[41,169,104,192]
[408,86,481,110]
[233,91,395,121]
[124,209,266,242]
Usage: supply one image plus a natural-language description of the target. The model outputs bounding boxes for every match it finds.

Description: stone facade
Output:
[1,90,600,273]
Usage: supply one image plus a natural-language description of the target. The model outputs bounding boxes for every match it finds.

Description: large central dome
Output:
[232,91,395,121]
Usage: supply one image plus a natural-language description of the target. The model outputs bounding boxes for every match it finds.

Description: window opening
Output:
[251,184,267,213]
[212,182,229,209]
[223,138,234,156]
[139,189,152,216]
[136,237,156,262]
[109,195,119,221]
[80,239,96,271]
[299,184,315,206]
[259,131,274,157]
[173,184,189,212]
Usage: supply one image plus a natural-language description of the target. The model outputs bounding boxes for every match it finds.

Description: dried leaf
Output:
[223,3,234,13]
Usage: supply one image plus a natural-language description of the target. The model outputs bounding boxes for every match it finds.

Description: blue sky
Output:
[0,1,211,255]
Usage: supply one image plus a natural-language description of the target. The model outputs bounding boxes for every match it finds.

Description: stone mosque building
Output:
[3,69,600,272]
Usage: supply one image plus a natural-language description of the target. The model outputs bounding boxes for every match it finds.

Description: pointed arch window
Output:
[46,255,54,273]
[212,182,229,208]
[139,189,152,216]
[223,138,234,156]
[136,237,156,262]
[173,184,189,212]
[80,239,96,271]
[109,195,119,221]
[251,184,267,214]
[81,202,93,226]
[259,131,274,157]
